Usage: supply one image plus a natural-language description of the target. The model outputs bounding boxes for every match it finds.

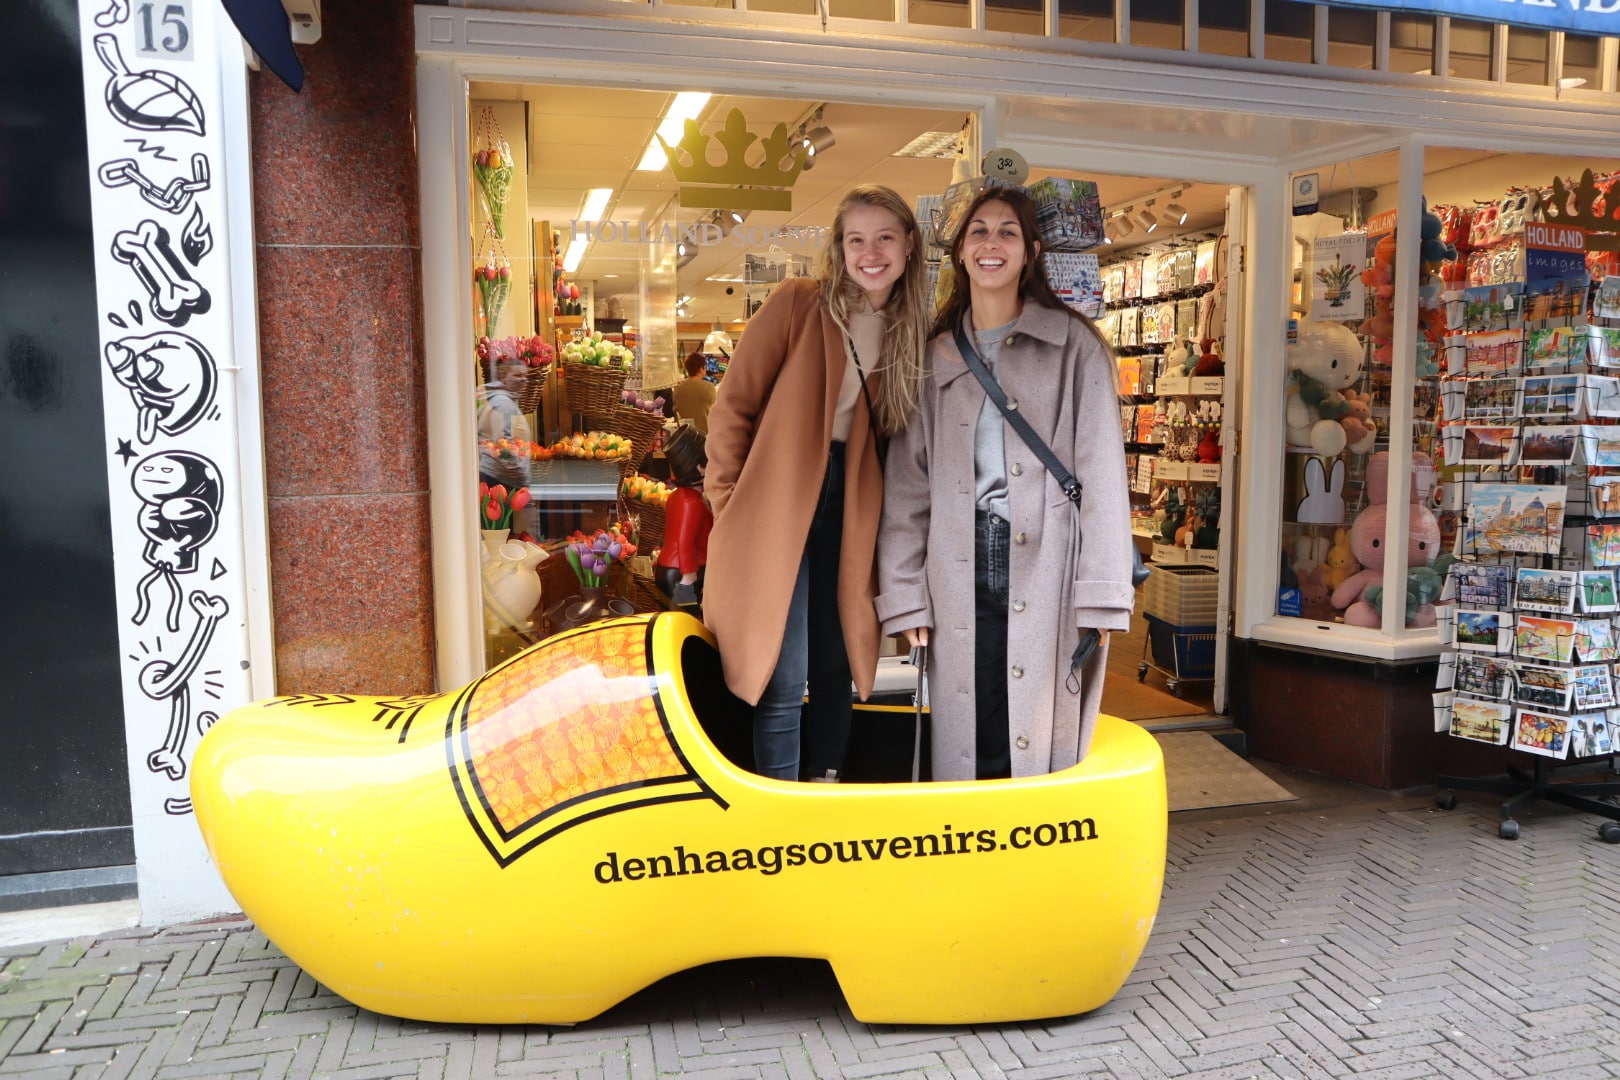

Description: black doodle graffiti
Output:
[104,330,217,444]
[98,153,210,214]
[132,450,222,631]
[123,137,176,162]
[94,34,205,136]
[181,206,212,265]
[94,0,130,27]
[111,219,210,326]
[115,438,138,464]
[136,592,228,816]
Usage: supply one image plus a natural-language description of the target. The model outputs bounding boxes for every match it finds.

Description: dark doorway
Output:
[0,2,135,909]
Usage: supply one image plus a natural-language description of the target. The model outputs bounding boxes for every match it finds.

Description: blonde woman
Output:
[704,184,929,781]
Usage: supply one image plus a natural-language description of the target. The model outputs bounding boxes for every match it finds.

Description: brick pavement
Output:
[5,790,1620,1079]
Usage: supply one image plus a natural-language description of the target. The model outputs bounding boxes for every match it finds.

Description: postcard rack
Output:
[1432,203,1620,841]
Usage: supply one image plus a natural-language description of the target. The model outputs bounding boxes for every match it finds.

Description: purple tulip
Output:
[591,556,608,577]
[608,542,623,559]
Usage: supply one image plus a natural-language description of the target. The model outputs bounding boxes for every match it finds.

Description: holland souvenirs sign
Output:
[1331,1,1620,36]
[79,0,249,922]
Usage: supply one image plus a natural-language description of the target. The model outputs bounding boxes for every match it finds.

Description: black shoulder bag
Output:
[953,321,1151,599]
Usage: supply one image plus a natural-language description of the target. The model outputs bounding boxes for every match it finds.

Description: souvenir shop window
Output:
[1446,19,1495,82]
[748,0,818,14]
[1197,2,1249,58]
[1128,1,1186,51]
[1057,0,1116,43]
[1561,33,1603,90]
[1262,0,1316,65]
[909,0,970,30]
[1505,27,1551,87]
[987,0,1043,36]
[1325,9,1376,72]
[1386,14,1437,77]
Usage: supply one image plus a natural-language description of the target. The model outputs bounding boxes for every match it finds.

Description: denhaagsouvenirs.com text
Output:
[595,818,1099,883]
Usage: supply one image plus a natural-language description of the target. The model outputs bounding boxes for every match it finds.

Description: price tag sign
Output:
[1292,172,1319,217]
[982,148,1029,184]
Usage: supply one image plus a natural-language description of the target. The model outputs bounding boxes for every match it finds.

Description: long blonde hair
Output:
[817,184,930,434]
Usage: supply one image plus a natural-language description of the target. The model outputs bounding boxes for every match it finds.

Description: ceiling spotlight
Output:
[1111,216,1134,241]
[802,126,835,158]
[1135,206,1159,234]
[728,209,750,226]
[1164,201,1189,226]
[1102,230,1113,246]
[676,305,687,317]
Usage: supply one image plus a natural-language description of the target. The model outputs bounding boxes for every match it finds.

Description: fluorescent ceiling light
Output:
[637,91,712,171]
[561,188,614,273]
[893,130,960,159]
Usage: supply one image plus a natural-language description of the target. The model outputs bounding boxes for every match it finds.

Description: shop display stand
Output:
[1432,215,1620,838]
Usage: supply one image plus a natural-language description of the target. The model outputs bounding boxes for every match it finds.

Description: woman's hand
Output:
[902,626,930,649]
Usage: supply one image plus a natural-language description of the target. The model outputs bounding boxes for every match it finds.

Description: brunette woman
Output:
[876,185,1135,781]
[704,184,929,781]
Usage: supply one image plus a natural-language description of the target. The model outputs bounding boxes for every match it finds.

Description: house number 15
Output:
[134,1,194,62]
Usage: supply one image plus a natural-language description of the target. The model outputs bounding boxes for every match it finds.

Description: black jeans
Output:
[754,443,852,780]
[975,511,1011,781]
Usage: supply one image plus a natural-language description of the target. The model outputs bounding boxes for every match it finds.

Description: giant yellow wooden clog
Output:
[191,613,1166,1025]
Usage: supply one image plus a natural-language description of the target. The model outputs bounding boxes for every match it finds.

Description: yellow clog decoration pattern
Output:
[192,613,1167,1027]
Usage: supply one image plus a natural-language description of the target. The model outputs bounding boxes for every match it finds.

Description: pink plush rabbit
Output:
[1330,451,1443,627]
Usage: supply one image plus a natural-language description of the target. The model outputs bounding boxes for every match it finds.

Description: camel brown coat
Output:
[875,304,1136,781]
[703,278,884,706]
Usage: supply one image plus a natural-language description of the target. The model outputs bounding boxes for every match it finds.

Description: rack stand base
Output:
[1438,757,1620,841]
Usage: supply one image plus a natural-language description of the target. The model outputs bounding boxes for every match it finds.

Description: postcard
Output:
[1456,654,1513,699]
[1576,618,1619,662]
[1445,424,1520,467]
[1573,665,1617,711]
[1514,663,1575,710]
[1526,324,1589,369]
[1457,609,1515,653]
[1524,228,1590,323]
[1519,424,1581,465]
[1593,479,1620,520]
[1522,374,1583,419]
[1457,284,1522,332]
[1515,567,1579,613]
[1463,330,1524,377]
[1590,326,1620,368]
[1451,697,1514,746]
[1595,276,1620,321]
[1436,603,1457,645]
[1587,376,1620,417]
[1582,570,1619,613]
[1573,712,1615,757]
[1514,709,1572,758]
[1467,483,1567,556]
[1453,562,1513,608]
[1461,377,1521,420]
[1516,615,1578,663]
[1589,524,1620,567]
[1583,426,1620,468]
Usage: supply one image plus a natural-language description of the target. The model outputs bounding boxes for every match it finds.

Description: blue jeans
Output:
[754,443,851,780]
[975,511,1011,780]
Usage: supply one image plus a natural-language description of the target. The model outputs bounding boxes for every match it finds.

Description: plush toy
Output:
[1193,487,1220,549]
[1164,338,1196,377]
[1175,506,1198,548]
[1287,320,1367,456]
[1196,428,1221,464]
[1293,531,1330,576]
[1330,451,1444,627]
[1296,565,1337,621]
[1363,554,1456,628]
[1193,338,1225,377]
[1322,527,1360,592]
[1155,486,1184,546]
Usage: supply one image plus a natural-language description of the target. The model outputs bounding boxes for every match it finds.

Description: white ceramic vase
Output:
[482,539,548,633]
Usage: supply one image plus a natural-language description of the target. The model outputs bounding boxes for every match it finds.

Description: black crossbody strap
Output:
[953,323,1083,509]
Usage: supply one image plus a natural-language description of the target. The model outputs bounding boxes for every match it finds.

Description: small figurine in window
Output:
[655,423,712,614]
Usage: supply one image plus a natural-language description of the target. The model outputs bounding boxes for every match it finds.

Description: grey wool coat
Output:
[875,303,1136,782]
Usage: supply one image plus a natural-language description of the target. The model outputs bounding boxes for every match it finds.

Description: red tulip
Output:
[479,482,489,499]
[509,487,531,512]
[483,500,502,522]
[490,484,508,503]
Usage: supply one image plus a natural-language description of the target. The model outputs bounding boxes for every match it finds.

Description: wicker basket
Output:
[517,364,551,415]
[561,363,627,417]
[603,405,666,471]
[628,500,666,549]
[628,569,668,614]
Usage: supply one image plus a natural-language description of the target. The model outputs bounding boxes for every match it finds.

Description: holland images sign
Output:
[1334,0,1620,35]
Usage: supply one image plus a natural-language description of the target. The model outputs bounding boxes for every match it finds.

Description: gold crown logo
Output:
[657,108,808,212]
[1538,169,1620,252]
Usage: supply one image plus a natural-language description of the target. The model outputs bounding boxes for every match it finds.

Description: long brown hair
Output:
[930,185,1113,364]
[817,184,929,434]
